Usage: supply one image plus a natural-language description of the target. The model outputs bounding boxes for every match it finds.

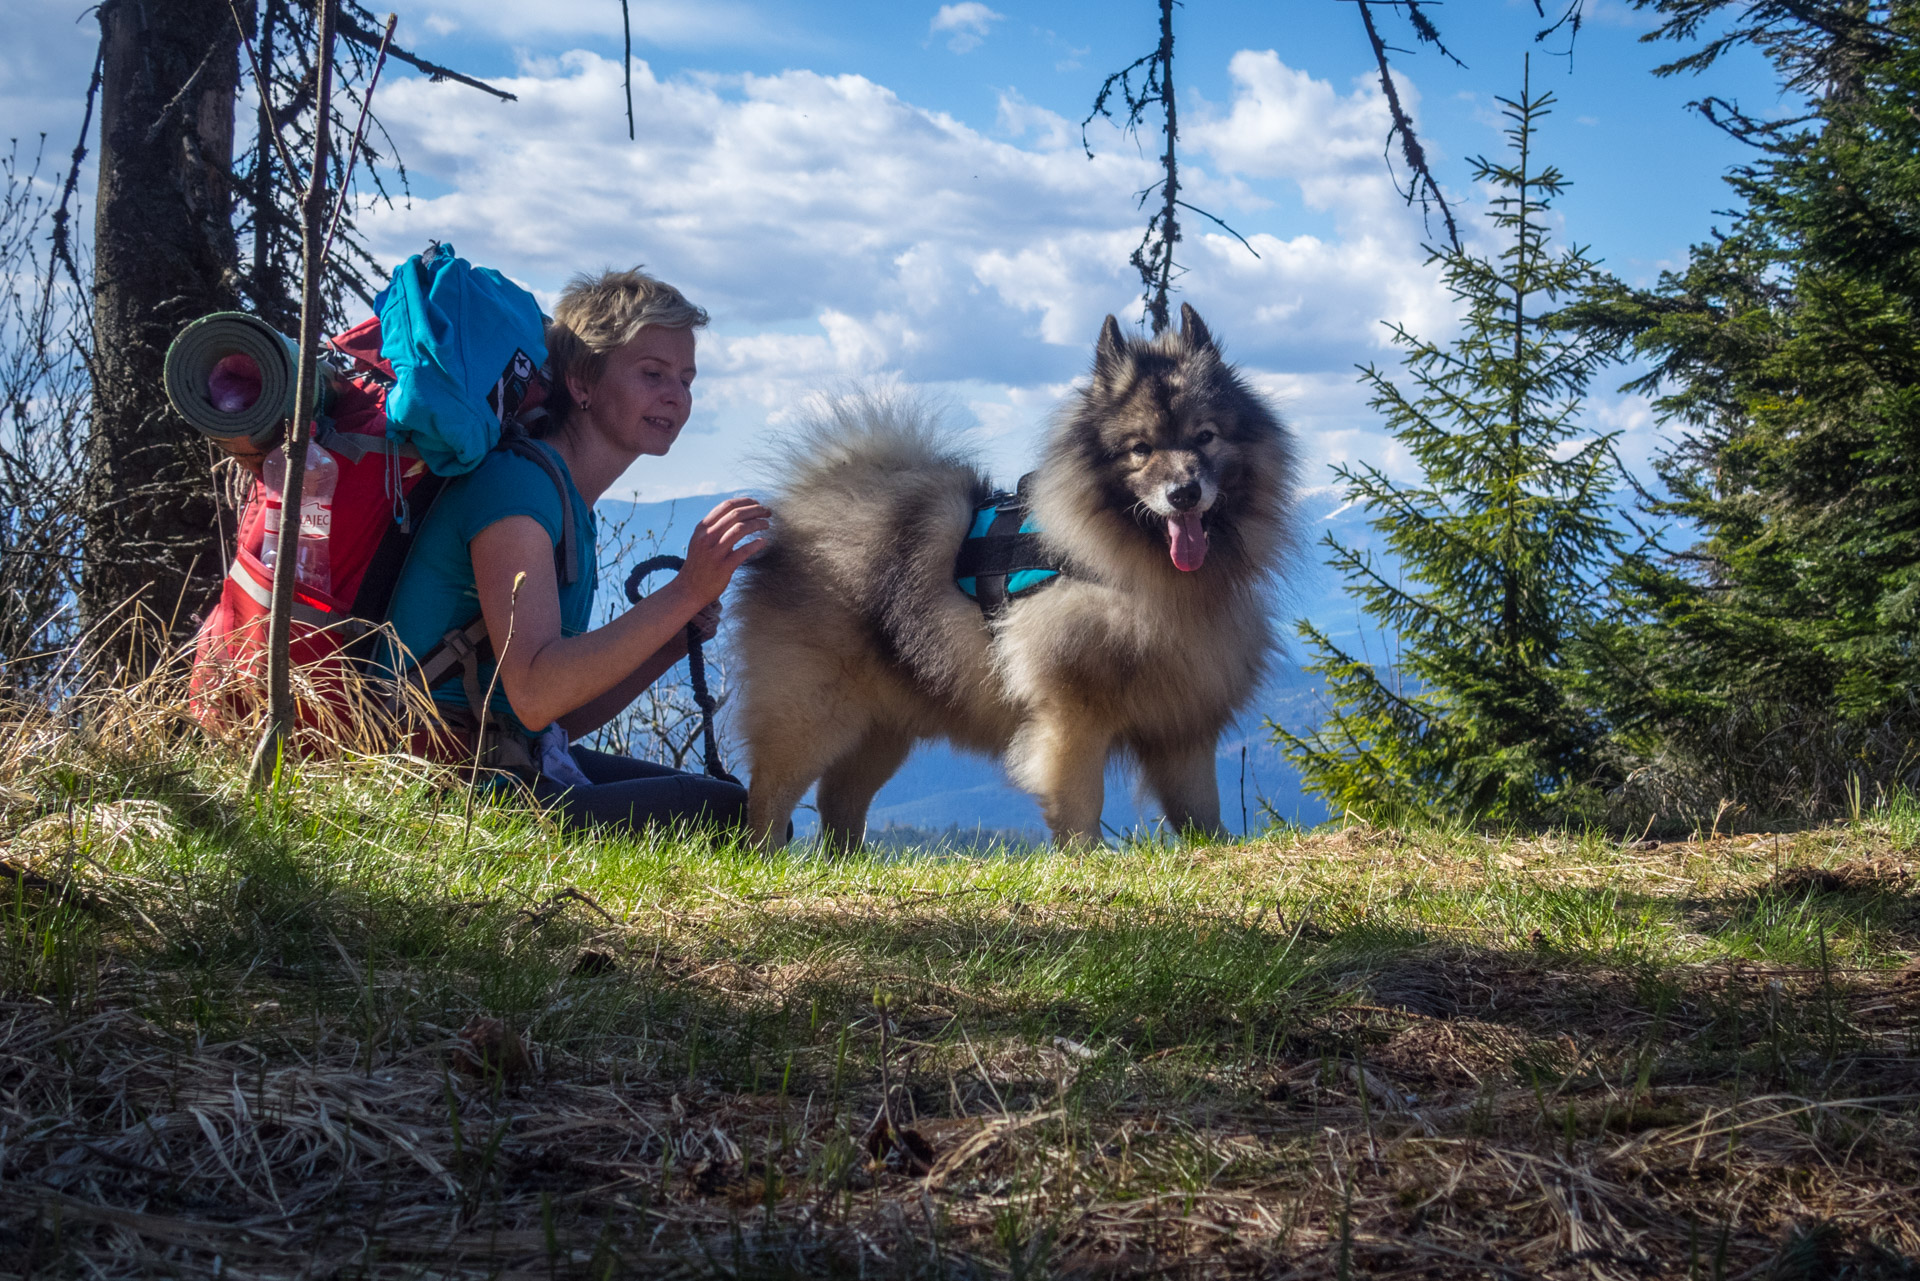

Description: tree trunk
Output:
[86,0,243,660]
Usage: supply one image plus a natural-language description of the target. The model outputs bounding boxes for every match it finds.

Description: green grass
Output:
[3,732,1918,1277]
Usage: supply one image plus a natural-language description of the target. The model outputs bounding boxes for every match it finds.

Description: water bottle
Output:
[259,441,340,596]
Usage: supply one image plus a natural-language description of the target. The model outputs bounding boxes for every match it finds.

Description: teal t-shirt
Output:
[384,440,597,733]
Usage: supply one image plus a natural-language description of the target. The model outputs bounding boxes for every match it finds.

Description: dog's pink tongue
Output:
[1167,513,1208,571]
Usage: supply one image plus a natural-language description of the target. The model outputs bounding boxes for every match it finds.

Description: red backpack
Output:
[188,314,577,750]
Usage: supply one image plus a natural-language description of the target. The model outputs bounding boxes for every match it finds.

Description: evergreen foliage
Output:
[1565,4,1920,815]
[1277,71,1625,825]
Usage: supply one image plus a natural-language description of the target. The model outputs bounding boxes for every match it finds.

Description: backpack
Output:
[188,244,578,763]
[379,241,551,475]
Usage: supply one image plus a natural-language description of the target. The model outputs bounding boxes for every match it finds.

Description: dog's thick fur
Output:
[733,305,1297,847]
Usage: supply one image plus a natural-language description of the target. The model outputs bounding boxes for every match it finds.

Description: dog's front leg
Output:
[747,774,811,853]
[1010,706,1110,846]
[816,727,914,853]
[1138,738,1224,839]
[747,717,866,852]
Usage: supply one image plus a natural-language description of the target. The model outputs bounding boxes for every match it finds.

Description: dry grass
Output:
[2,667,1918,1276]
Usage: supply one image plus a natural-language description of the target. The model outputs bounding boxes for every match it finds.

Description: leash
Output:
[625,555,739,785]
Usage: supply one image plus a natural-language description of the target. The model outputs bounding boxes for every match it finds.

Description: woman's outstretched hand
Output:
[679,496,769,603]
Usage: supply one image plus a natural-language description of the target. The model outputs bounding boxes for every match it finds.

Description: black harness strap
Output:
[953,473,1064,617]
[439,622,492,732]
[625,555,738,785]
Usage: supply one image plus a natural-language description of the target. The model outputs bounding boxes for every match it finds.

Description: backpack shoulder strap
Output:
[502,435,579,586]
[413,613,492,696]
[313,418,421,465]
[397,436,580,711]
[351,471,448,626]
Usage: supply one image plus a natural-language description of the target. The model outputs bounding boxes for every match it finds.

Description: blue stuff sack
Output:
[376,242,547,476]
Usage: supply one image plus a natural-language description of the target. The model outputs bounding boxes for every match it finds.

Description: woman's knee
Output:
[567,747,681,785]
[550,774,746,834]
[682,777,749,826]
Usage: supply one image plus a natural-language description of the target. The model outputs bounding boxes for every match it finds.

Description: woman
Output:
[385,268,767,832]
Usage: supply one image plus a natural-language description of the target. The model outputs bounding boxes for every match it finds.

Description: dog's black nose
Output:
[1167,482,1202,511]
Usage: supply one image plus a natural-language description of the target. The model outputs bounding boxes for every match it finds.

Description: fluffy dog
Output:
[733,305,1297,847]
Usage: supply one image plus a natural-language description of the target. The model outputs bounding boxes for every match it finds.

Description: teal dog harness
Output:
[954,473,1064,615]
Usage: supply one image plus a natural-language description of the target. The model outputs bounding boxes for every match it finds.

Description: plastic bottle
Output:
[259,441,340,596]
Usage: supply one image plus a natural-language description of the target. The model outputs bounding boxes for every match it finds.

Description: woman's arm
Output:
[470,497,765,731]
[555,602,718,738]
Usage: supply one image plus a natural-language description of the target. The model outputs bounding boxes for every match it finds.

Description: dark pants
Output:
[532,745,748,835]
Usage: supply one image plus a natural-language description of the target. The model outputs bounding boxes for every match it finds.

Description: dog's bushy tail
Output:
[765,389,975,495]
[743,389,992,696]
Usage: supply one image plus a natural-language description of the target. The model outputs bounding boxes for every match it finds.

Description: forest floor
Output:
[2,721,1918,1278]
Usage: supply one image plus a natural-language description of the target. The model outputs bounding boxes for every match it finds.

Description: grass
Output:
[2,678,1918,1276]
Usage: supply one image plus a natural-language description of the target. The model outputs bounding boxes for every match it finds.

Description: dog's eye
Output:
[1194,430,1216,447]
[1130,441,1153,458]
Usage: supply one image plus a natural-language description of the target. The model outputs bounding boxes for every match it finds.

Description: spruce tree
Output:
[1276,69,1625,825]
[1566,4,1920,815]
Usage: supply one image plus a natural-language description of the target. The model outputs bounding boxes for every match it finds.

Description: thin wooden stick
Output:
[1147,0,1177,335]
[251,0,337,785]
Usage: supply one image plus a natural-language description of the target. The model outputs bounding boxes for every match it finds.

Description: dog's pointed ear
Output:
[1095,315,1127,379]
[1179,304,1215,352]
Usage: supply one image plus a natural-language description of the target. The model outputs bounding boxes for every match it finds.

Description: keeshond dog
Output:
[733,304,1297,848]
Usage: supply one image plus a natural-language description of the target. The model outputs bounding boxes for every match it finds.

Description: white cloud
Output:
[353,49,1460,500]
[994,90,1077,151]
[929,3,1004,54]
[1187,50,1404,225]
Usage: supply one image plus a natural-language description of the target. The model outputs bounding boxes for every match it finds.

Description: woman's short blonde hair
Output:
[544,267,708,424]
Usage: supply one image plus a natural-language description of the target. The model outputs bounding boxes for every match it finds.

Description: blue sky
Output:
[394,0,1778,279]
[10,0,1784,502]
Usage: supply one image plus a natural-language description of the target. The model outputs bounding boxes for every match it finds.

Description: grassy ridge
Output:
[3,728,1918,1276]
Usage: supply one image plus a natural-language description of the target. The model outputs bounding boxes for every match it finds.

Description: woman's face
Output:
[577,325,697,457]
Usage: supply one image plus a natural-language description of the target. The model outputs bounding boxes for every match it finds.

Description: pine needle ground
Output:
[3,721,1917,1277]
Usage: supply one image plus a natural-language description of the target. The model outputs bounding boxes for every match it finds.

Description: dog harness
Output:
[954,473,1066,615]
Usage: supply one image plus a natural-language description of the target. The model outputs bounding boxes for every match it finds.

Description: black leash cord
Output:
[625,555,739,785]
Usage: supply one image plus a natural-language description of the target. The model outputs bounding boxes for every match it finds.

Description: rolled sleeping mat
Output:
[163,312,321,450]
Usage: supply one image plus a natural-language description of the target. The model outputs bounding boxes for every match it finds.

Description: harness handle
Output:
[625,555,738,785]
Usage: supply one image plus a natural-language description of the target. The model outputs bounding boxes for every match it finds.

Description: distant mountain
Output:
[595,490,1383,836]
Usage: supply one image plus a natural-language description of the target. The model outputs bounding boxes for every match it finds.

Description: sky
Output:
[8,0,1787,505]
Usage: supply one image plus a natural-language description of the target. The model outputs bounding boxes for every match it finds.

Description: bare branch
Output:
[1355,0,1462,251]
[621,0,635,141]
[45,44,100,323]
[230,0,302,183]
[1175,200,1261,258]
[337,10,516,101]
[321,11,396,263]
[1405,0,1467,68]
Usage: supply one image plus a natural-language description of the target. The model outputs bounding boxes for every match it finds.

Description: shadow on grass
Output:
[6,797,1918,1279]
